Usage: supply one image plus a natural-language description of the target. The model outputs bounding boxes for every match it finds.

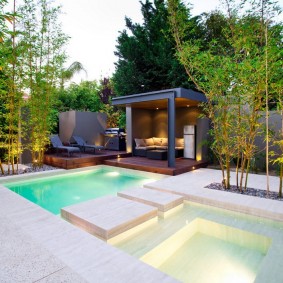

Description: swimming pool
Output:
[113,201,283,283]
[4,166,162,214]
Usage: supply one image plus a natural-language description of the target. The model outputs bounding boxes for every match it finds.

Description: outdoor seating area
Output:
[49,134,105,158]
[50,135,81,157]
[133,137,184,159]
[72,135,104,153]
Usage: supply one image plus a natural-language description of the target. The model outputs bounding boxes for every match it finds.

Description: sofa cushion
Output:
[135,138,146,147]
[175,138,184,148]
[145,138,154,146]
[153,137,163,146]
[135,146,147,150]
[161,138,168,146]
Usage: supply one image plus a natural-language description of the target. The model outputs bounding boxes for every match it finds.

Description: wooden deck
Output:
[44,150,131,169]
[44,150,208,175]
[104,157,208,176]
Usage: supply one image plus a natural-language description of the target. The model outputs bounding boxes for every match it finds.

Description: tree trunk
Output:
[265,19,270,195]
[236,153,241,188]
[226,155,230,189]
[279,164,282,198]
[240,157,247,192]
[0,160,4,175]
[244,158,250,191]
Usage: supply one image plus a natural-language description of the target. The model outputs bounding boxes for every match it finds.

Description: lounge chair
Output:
[72,135,104,153]
[50,135,81,156]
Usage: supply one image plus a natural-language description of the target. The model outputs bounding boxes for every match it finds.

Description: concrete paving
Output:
[145,168,283,221]
[0,215,86,283]
[61,195,158,240]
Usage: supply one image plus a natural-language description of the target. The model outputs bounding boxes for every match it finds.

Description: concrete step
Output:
[118,187,184,217]
[61,195,158,241]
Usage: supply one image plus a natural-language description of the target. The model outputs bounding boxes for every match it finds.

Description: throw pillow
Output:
[153,137,162,146]
[162,138,168,146]
[145,138,154,146]
[135,138,146,147]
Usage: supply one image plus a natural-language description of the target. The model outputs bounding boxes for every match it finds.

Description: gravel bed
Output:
[205,182,283,201]
[0,164,60,178]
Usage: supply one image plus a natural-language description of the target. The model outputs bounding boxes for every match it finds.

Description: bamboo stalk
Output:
[279,164,282,198]
[265,19,270,195]
[0,159,4,175]
[244,158,250,191]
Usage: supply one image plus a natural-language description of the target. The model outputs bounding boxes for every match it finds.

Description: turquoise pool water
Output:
[5,168,158,214]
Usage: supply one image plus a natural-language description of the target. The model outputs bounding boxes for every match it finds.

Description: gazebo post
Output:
[126,106,133,153]
[168,94,176,168]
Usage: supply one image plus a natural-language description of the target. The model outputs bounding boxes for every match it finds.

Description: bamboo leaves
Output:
[168,0,282,191]
[16,0,68,166]
[0,0,68,172]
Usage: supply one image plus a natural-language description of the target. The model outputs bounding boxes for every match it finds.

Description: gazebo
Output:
[112,88,209,168]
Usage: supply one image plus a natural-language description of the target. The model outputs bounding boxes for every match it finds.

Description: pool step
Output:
[61,195,158,241]
[118,187,184,217]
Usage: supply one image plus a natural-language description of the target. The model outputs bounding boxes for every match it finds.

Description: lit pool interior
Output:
[4,167,160,214]
[113,201,283,283]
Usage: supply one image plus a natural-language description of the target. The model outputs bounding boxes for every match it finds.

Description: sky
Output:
[58,0,222,83]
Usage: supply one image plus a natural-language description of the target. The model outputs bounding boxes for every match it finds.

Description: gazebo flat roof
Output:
[112,88,207,109]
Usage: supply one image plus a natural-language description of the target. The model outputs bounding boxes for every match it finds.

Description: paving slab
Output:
[61,195,158,240]
[144,168,283,222]
[0,215,86,283]
[118,187,184,212]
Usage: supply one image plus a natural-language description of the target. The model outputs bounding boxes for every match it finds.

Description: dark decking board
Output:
[104,157,208,176]
[44,151,207,175]
[44,150,131,169]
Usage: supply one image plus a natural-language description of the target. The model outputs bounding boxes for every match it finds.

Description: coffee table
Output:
[146,150,167,160]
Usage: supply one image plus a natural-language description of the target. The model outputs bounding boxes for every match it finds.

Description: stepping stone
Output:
[118,187,184,216]
[61,195,158,241]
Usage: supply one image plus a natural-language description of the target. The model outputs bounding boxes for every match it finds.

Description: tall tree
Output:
[113,0,202,96]
[168,0,282,190]
[57,80,102,112]
[99,77,115,104]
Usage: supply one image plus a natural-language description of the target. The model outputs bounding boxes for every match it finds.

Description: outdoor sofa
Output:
[133,137,184,158]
